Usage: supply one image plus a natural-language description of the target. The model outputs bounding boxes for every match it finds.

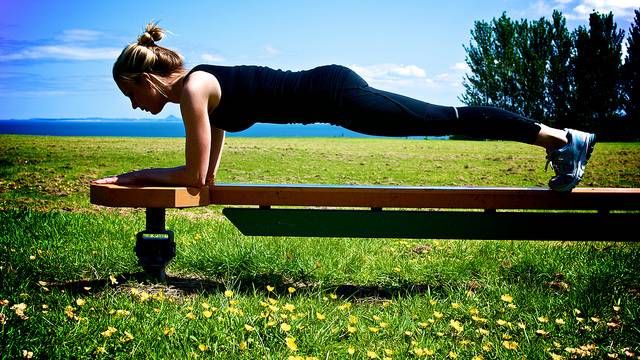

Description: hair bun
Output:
[137,22,164,46]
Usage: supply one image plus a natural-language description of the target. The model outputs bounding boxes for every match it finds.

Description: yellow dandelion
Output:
[576,317,584,323]
[590,317,600,323]
[201,302,210,309]
[573,308,581,315]
[22,350,33,358]
[283,303,296,312]
[555,318,565,325]
[469,307,479,315]
[64,305,74,319]
[163,327,175,336]
[101,326,117,337]
[613,305,620,312]
[372,315,381,321]
[109,274,118,285]
[449,351,458,358]
[477,328,489,335]
[269,305,279,312]
[472,315,488,323]
[267,320,276,327]
[29,255,36,260]
[429,299,438,305]
[285,337,298,351]
[437,332,445,336]
[316,312,325,320]
[537,316,549,323]
[138,291,150,302]
[338,303,352,310]
[496,319,508,326]
[550,353,564,360]
[414,348,425,356]
[366,350,378,358]
[508,304,517,309]
[203,310,213,318]
[472,356,484,360]
[267,285,275,292]
[449,319,464,332]
[244,324,255,332]
[349,315,358,324]
[120,331,134,343]
[518,322,526,330]
[452,302,461,309]
[503,334,512,340]
[75,298,86,306]
[482,342,493,351]
[384,349,394,356]
[379,322,389,328]
[501,294,513,303]
[288,287,296,294]
[329,293,338,300]
[433,311,443,318]
[347,346,356,355]
[239,341,248,350]
[281,323,292,332]
[115,309,130,317]
[224,290,234,298]
[369,327,380,333]
[347,325,357,333]
[536,329,549,336]
[268,297,278,305]
[404,330,413,337]
[418,322,428,328]
[502,341,518,350]
[198,344,208,352]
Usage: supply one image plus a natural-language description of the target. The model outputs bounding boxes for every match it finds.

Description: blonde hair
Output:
[112,22,184,86]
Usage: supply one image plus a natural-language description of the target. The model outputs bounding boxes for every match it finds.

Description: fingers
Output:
[93,176,119,184]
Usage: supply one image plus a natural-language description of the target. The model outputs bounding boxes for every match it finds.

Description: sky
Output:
[0,0,638,119]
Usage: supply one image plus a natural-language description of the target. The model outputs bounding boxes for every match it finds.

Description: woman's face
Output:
[116,75,166,115]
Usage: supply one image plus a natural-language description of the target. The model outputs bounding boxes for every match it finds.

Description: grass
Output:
[1,134,639,359]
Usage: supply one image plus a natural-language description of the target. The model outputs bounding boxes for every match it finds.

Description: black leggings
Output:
[330,69,541,143]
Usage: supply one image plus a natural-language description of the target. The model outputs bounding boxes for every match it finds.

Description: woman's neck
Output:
[159,69,188,103]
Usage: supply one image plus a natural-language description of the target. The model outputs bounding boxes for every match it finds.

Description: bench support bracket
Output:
[135,208,175,281]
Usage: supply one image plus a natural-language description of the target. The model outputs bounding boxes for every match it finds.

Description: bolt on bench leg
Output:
[135,208,175,282]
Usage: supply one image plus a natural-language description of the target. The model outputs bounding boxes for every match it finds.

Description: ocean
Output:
[0,119,432,139]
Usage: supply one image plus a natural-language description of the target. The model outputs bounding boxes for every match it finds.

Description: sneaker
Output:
[545,128,596,192]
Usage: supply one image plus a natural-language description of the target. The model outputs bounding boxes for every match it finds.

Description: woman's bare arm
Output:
[206,126,225,184]
[94,71,222,187]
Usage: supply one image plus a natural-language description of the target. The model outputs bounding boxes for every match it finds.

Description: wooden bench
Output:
[90,183,640,279]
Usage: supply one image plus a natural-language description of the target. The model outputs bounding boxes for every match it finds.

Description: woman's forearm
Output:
[206,128,225,184]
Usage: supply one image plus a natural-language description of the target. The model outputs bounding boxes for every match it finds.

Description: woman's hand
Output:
[93,171,140,185]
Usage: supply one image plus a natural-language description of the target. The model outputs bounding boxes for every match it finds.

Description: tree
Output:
[546,10,573,129]
[571,12,625,134]
[623,9,640,124]
[461,20,499,107]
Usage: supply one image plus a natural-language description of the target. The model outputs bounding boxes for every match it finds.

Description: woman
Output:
[95,23,595,192]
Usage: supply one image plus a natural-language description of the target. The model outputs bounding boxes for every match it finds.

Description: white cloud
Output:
[56,29,104,43]
[201,53,225,62]
[264,44,280,56]
[451,62,471,72]
[349,63,467,92]
[0,45,120,61]
[350,64,427,81]
[531,0,639,20]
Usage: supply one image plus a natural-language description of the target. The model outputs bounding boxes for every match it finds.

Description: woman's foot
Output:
[545,129,596,192]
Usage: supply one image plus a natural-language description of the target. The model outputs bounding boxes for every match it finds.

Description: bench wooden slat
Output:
[209,184,640,210]
[90,183,640,210]
[90,184,210,208]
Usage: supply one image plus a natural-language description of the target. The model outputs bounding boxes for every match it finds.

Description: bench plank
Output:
[91,183,640,210]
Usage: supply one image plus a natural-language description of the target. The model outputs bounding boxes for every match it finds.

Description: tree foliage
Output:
[461,9,638,140]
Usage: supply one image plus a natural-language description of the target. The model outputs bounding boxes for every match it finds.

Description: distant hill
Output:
[0,115,182,122]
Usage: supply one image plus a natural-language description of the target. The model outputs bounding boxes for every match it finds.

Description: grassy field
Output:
[1,134,639,359]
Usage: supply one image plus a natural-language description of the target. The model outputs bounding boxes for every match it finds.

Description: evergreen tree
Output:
[515,18,552,121]
[623,9,640,124]
[461,20,499,106]
[571,12,625,134]
[546,10,573,128]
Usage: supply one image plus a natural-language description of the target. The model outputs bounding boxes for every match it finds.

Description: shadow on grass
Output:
[48,272,448,302]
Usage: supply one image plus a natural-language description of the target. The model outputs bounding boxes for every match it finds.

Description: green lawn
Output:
[1,135,639,359]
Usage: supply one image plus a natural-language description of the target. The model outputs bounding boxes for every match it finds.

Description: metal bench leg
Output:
[135,208,175,281]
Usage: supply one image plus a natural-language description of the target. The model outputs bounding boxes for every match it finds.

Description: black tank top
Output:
[184,64,353,132]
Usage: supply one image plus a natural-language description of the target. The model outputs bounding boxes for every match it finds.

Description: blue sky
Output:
[0,0,637,119]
